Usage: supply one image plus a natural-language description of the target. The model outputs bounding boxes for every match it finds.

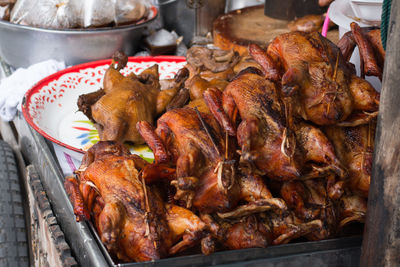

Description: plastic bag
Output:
[10,0,150,29]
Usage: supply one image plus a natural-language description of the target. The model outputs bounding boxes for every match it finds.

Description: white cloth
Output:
[0,60,66,121]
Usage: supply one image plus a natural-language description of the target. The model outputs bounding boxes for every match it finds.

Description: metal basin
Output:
[0,6,158,68]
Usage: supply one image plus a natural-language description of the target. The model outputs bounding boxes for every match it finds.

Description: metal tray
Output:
[13,113,362,267]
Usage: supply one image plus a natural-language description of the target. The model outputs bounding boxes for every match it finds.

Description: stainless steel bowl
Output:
[0,6,158,68]
[157,0,225,45]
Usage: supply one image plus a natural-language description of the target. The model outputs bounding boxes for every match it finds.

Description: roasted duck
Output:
[280,178,338,240]
[337,194,367,228]
[65,141,207,262]
[337,23,383,79]
[249,31,379,126]
[65,23,384,261]
[204,72,345,181]
[324,121,375,197]
[217,174,287,219]
[200,213,271,252]
[77,52,188,144]
[137,107,240,213]
[262,211,323,245]
[204,73,302,181]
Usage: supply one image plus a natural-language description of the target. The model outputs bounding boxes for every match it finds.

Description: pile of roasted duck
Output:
[66,22,383,262]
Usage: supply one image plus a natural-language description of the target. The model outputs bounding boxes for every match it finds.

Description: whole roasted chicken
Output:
[64,141,207,262]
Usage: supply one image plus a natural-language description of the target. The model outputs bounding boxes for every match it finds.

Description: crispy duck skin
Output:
[200,214,271,251]
[252,30,380,126]
[262,211,323,245]
[233,55,263,75]
[338,195,367,228]
[165,204,208,255]
[78,53,160,144]
[337,31,357,62]
[185,74,229,101]
[77,152,170,261]
[137,108,240,213]
[324,122,375,197]
[350,22,382,79]
[224,215,271,250]
[280,178,337,240]
[217,174,287,219]
[280,180,320,221]
[294,121,346,179]
[77,53,189,145]
[204,74,302,181]
[66,141,207,262]
[157,67,190,114]
[205,71,349,181]
[302,179,337,240]
[256,32,355,125]
[64,176,90,221]
[337,26,384,78]
[366,29,385,69]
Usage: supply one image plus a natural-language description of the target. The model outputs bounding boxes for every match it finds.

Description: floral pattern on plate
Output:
[22,56,187,162]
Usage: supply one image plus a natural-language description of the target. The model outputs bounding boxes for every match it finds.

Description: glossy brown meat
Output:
[137,108,240,213]
[280,180,319,221]
[264,32,354,125]
[324,122,375,197]
[280,178,337,240]
[367,29,385,69]
[75,142,171,262]
[78,55,161,144]
[233,55,263,74]
[78,54,188,145]
[248,44,280,81]
[302,179,337,240]
[337,25,384,79]
[338,195,367,228]
[337,31,356,62]
[350,22,382,79]
[185,75,229,100]
[348,75,379,112]
[224,215,270,250]
[64,176,90,221]
[294,121,346,179]
[165,204,208,255]
[157,67,189,113]
[200,214,271,251]
[205,74,302,181]
[66,141,208,262]
[262,212,323,245]
[217,174,287,219]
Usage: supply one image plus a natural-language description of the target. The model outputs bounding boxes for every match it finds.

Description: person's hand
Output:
[319,0,333,7]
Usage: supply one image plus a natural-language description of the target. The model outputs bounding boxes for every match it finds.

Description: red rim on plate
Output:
[22,56,186,153]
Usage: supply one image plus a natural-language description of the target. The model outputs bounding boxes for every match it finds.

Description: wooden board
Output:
[213,5,339,54]
[360,0,400,266]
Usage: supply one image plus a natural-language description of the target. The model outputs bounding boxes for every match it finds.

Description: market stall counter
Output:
[0,63,362,267]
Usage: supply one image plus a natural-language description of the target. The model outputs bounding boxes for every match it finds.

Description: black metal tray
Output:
[14,115,362,267]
